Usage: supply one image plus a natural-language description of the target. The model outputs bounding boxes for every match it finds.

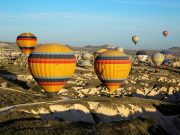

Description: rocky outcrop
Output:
[0,98,180,135]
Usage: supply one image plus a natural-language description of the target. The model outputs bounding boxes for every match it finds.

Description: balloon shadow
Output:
[0,70,29,90]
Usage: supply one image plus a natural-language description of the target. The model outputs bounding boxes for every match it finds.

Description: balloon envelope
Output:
[94,48,107,59]
[132,35,140,45]
[163,31,168,37]
[160,50,173,65]
[116,47,124,53]
[94,50,132,93]
[28,44,76,93]
[152,53,165,67]
[16,33,37,56]
[136,51,148,62]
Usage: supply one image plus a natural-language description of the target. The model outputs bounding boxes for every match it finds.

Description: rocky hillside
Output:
[1,42,179,56]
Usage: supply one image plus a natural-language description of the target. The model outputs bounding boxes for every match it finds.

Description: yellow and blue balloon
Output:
[28,44,76,93]
[16,33,37,56]
[94,50,132,93]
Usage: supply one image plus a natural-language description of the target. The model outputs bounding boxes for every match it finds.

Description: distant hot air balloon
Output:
[116,47,124,53]
[132,35,140,45]
[106,45,114,50]
[152,53,165,67]
[16,33,37,56]
[94,48,107,59]
[82,52,92,67]
[136,51,148,62]
[163,31,168,37]
[28,44,76,94]
[160,50,173,65]
[94,50,132,93]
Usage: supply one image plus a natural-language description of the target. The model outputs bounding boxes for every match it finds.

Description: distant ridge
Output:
[0,41,179,56]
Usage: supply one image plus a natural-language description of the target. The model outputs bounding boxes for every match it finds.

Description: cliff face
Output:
[0,98,180,135]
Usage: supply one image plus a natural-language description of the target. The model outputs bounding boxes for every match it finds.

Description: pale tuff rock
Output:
[31,108,54,120]
[88,88,100,95]
[147,89,158,96]
[173,61,180,68]
[128,104,143,118]
[0,82,8,88]
[124,80,129,84]
[57,89,68,95]
[77,81,85,86]
[176,87,179,91]
[72,87,83,91]
[172,79,177,83]
[80,89,90,94]
[158,87,168,93]
[36,108,55,120]
[130,80,136,84]
[88,102,100,110]
[11,52,22,60]
[76,77,85,81]
[168,87,175,95]
[94,106,119,122]
[49,104,95,123]
[144,88,151,95]
[141,74,149,80]
[158,77,167,82]
[4,100,180,135]
[115,88,124,95]
[136,89,144,95]
[67,80,77,85]
[78,93,85,98]
[17,75,34,83]
[117,105,131,118]
[143,83,149,87]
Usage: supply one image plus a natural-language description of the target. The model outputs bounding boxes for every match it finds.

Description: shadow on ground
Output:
[0,103,180,135]
[0,70,29,89]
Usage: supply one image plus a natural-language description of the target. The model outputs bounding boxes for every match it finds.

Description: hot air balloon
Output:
[163,31,168,37]
[81,52,92,67]
[16,33,37,56]
[152,53,165,67]
[136,51,148,62]
[94,48,107,59]
[94,50,132,93]
[132,35,140,45]
[116,47,124,53]
[106,45,114,50]
[160,50,173,65]
[28,44,76,94]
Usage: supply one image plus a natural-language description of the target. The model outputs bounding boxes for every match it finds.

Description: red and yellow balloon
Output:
[163,31,168,37]
[28,44,76,93]
[16,33,37,56]
[94,50,132,93]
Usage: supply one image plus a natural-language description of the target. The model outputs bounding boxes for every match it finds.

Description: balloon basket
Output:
[45,92,58,98]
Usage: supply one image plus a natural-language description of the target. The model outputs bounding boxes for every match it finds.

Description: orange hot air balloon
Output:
[16,33,37,56]
[94,50,132,93]
[163,31,168,37]
[28,44,76,94]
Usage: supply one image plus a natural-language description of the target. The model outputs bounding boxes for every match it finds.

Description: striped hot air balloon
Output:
[16,33,37,56]
[152,53,165,67]
[28,44,76,93]
[94,48,107,59]
[94,50,132,93]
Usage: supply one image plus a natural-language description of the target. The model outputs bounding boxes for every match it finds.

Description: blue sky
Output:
[0,0,180,49]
